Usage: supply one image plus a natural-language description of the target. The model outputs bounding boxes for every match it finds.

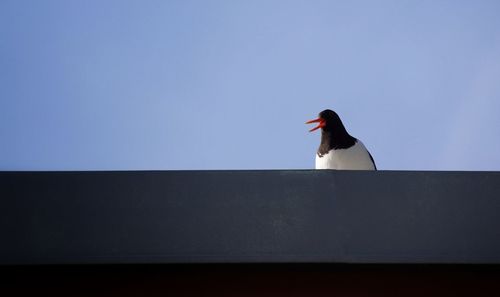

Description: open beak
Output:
[305,118,326,132]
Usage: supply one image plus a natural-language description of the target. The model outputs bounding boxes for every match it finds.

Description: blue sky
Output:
[1,0,500,171]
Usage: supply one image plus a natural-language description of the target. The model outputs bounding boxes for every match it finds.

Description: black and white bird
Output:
[306,109,377,170]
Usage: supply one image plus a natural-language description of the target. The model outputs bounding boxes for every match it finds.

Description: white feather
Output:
[315,140,375,170]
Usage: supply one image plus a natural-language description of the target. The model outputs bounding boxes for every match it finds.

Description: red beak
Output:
[305,118,326,132]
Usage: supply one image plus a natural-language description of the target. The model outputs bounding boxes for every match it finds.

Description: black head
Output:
[306,109,343,132]
[318,109,342,131]
[306,109,357,153]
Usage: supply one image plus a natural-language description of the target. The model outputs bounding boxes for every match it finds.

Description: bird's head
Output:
[306,109,341,132]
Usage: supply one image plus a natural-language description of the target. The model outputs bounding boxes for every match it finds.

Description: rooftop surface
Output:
[1,170,499,265]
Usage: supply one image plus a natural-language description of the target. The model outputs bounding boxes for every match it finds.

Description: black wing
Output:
[368,151,377,170]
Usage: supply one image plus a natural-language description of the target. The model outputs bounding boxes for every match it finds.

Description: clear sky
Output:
[1,0,500,171]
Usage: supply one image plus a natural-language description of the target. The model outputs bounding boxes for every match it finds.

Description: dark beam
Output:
[1,170,499,264]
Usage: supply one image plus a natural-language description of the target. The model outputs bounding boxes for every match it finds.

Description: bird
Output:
[306,109,376,170]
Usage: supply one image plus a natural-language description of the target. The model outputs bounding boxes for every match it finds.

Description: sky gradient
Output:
[1,0,500,171]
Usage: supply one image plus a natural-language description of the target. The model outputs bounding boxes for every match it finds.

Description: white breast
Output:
[315,140,375,170]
